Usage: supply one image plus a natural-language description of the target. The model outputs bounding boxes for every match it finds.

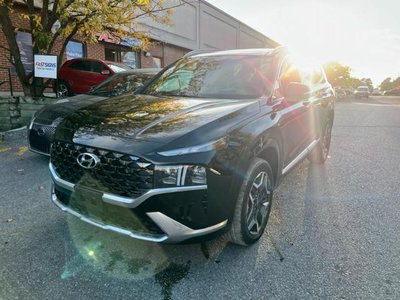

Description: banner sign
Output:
[12,31,33,75]
[34,55,58,79]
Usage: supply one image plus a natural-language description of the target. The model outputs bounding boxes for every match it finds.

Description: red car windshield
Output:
[106,62,132,73]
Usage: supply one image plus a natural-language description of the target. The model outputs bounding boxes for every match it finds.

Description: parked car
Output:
[383,88,400,96]
[371,88,382,96]
[334,88,346,100]
[28,68,160,155]
[354,86,370,98]
[49,48,335,246]
[56,58,133,96]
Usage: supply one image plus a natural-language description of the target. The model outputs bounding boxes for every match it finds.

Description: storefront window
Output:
[66,41,84,60]
[105,45,138,68]
[15,31,33,74]
[121,51,138,69]
[152,57,163,68]
[105,48,118,61]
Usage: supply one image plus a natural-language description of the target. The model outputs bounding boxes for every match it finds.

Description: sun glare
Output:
[265,1,389,83]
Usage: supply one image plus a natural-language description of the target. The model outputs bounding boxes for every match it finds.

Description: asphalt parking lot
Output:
[1,96,400,299]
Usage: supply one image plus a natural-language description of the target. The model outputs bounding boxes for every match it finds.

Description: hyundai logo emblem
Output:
[37,127,46,136]
[77,153,100,169]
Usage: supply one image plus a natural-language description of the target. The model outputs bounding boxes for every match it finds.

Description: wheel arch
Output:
[251,127,284,188]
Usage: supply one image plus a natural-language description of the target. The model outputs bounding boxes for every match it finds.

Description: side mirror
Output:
[101,69,111,75]
[285,82,310,101]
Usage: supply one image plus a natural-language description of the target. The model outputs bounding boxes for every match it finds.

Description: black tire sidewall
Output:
[58,81,70,96]
[239,159,274,245]
[309,120,332,164]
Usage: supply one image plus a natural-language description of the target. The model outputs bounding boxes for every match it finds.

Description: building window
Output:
[105,47,118,62]
[121,51,138,69]
[15,31,33,74]
[104,45,138,68]
[66,41,85,60]
[151,57,163,68]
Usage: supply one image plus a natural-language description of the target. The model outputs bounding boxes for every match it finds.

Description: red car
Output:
[56,58,132,95]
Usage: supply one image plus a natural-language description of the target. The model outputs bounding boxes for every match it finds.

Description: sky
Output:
[210,0,400,86]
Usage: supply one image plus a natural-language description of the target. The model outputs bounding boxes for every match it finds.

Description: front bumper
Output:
[28,122,55,155]
[50,163,228,243]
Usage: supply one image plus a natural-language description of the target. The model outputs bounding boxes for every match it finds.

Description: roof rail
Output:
[272,46,287,54]
[183,49,217,58]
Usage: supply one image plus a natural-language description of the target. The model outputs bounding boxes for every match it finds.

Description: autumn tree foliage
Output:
[323,61,363,89]
[0,0,183,96]
[379,77,400,92]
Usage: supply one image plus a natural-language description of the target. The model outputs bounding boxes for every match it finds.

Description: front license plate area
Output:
[69,187,104,222]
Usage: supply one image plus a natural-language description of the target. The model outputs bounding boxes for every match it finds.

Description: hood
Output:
[55,93,260,155]
[34,94,107,125]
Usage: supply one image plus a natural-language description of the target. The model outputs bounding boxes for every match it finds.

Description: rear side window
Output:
[68,60,92,72]
[68,60,107,73]
[91,62,107,73]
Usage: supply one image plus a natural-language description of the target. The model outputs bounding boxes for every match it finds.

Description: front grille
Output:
[54,187,164,235]
[29,124,56,154]
[51,141,154,198]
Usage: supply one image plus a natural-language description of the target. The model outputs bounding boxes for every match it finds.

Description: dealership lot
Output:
[1,96,400,299]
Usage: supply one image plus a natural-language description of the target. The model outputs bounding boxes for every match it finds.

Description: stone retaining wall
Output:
[0,96,55,131]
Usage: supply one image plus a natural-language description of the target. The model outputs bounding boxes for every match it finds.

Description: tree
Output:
[0,0,184,96]
[323,61,367,89]
[380,76,400,92]
[380,77,392,91]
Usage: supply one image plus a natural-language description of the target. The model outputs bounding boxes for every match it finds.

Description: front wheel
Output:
[228,158,274,246]
[308,121,332,164]
[57,81,71,97]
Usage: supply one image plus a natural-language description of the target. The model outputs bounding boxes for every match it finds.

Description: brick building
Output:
[0,0,278,94]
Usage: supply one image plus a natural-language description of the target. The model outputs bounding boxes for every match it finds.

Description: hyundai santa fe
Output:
[49,47,335,246]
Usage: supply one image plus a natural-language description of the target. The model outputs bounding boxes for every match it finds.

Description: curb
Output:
[2,126,26,133]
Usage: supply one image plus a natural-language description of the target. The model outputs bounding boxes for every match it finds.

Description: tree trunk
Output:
[0,4,33,97]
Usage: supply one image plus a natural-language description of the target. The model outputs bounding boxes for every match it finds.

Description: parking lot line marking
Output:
[16,146,28,156]
[0,147,12,153]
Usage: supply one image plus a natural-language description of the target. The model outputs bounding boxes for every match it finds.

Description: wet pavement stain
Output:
[127,258,152,275]
[200,242,210,259]
[155,261,191,300]
[105,250,124,272]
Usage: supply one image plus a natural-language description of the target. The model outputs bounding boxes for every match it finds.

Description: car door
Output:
[85,61,111,92]
[67,60,94,94]
[67,60,110,94]
[274,62,315,168]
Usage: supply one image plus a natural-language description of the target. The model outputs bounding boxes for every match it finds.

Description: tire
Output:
[57,81,71,97]
[228,158,274,246]
[308,121,332,164]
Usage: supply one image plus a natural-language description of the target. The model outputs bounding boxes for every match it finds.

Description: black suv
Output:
[50,48,335,246]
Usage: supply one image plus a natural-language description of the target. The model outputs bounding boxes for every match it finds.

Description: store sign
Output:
[34,55,58,79]
[95,32,141,47]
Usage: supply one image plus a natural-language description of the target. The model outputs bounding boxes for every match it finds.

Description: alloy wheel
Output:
[58,83,69,97]
[246,171,272,235]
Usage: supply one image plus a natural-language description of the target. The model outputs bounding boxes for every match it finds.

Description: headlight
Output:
[154,165,207,188]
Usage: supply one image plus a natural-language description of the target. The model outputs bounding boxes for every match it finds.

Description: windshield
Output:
[90,72,155,96]
[106,62,132,73]
[141,55,275,99]
[357,86,369,91]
